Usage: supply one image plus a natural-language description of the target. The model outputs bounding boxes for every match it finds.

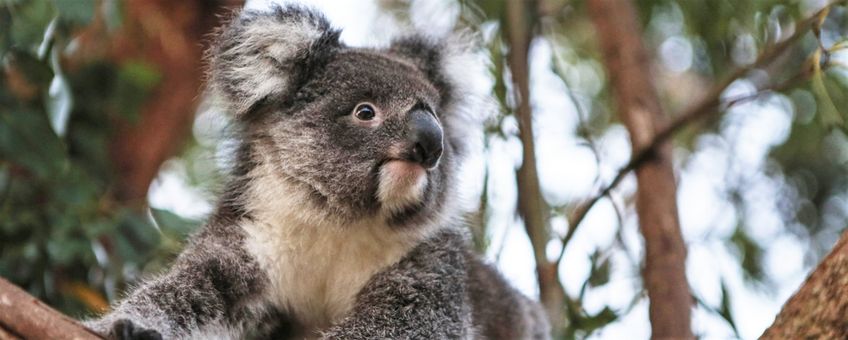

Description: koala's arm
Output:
[85,225,269,339]
[319,229,472,339]
[466,255,551,339]
[322,229,551,340]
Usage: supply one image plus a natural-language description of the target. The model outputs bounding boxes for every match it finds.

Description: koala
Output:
[86,5,550,340]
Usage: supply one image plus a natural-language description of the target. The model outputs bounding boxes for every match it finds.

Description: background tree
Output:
[1,0,240,318]
[457,0,848,338]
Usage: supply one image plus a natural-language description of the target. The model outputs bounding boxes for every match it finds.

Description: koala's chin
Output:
[377,160,429,214]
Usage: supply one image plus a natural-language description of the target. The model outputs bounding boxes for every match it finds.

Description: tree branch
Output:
[0,278,103,340]
[555,1,839,265]
[504,0,566,335]
[760,229,848,339]
[587,0,692,338]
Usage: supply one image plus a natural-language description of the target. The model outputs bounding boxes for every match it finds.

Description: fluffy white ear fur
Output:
[439,32,494,152]
[210,6,340,117]
[434,35,495,220]
[390,31,493,155]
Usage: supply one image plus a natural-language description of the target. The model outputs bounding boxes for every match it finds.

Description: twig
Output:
[546,32,605,185]
[588,0,692,335]
[505,0,566,333]
[554,1,840,267]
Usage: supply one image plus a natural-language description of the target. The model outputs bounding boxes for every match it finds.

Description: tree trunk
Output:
[0,278,102,340]
[108,0,243,203]
[58,0,244,299]
[504,0,567,335]
[586,0,693,339]
[761,229,848,339]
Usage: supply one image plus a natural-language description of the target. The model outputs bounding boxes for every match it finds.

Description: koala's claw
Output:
[109,319,163,340]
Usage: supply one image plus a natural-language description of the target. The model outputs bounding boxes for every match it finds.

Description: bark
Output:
[0,326,20,340]
[0,278,103,340]
[504,0,566,335]
[586,0,693,339]
[761,230,848,339]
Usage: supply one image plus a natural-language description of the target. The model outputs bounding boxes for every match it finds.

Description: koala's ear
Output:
[389,36,455,102]
[209,5,342,118]
[390,34,490,158]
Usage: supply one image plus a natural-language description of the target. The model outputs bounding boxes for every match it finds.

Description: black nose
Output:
[407,109,443,169]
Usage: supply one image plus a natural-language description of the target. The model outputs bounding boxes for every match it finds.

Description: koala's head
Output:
[210,5,478,227]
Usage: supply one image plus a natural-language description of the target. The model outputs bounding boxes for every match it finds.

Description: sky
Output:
[147,0,826,338]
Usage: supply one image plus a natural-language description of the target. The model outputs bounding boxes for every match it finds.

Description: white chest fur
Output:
[242,218,421,330]
[239,162,437,332]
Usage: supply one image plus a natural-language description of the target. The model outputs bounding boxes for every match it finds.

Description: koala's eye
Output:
[353,103,376,121]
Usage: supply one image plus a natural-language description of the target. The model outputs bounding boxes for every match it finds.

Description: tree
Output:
[462,0,848,338]
[761,229,848,339]
[1,0,241,317]
[586,0,691,337]
[504,0,567,335]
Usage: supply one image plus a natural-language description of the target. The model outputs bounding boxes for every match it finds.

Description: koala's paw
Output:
[107,319,163,340]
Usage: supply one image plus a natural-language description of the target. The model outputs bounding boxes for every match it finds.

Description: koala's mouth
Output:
[376,159,428,214]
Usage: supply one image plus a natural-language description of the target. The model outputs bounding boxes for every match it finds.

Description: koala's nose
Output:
[406,109,443,169]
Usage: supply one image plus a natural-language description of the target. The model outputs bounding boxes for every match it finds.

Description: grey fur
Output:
[85,211,269,339]
[321,229,549,340]
[86,5,549,340]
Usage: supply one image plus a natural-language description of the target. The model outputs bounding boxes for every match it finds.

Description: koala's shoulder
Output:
[355,229,468,297]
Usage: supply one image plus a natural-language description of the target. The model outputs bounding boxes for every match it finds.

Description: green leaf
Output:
[101,0,124,31]
[51,0,95,26]
[811,49,843,128]
[9,0,55,49]
[0,105,67,179]
[718,279,741,338]
[829,39,848,52]
[52,170,98,207]
[119,61,160,89]
[729,227,765,282]
[580,307,618,335]
[123,210,161,250]
[149,207,201,237]
[821,71,848,134]
[47,237,89,266]
[470,0,505,19]
[113,61,161,121]
[6,49,54,89]
[45,47,73,137]
[587,250,611,288]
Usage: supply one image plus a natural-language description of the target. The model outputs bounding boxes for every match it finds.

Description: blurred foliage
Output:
[455,0,848,338]
[0,0,194,317]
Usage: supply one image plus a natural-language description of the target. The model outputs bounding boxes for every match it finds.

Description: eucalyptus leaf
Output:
[114,61,161,121]
[45,48,73,137]
[730,227,765,282]
[718,279,741,338]
[149,207,201,237]
[811,48,843,128]
[9,0,55,49]
[51,0,95,25]
[580,307,618,336]
[102,0,124,32]
[587,250,611,288]
[6,50,54,89]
